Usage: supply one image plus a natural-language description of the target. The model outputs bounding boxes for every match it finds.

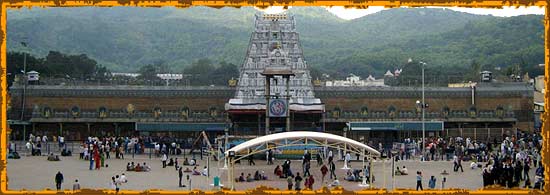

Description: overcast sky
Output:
[258,6,545,20]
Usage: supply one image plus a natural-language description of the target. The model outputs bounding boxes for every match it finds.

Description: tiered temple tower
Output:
[226,13,324,133]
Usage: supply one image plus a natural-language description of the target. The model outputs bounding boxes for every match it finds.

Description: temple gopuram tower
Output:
[226,13,324,134]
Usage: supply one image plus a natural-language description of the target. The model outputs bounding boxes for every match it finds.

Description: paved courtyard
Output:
[8,152,536,191]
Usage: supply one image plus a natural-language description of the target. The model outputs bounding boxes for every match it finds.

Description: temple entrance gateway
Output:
[224,131,381,190]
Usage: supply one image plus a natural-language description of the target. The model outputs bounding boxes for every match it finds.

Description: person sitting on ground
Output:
[47,153,60,161]
[130,162,136,171]
[395,167,402,176]
[168,158,174,166]
[192,166,201,175]
[61,148,72,156]
[470,161,478,169]
[330,178,341,187]
[202,166,208,176]
[184,167,192,173]
[441,170,449,175]
[261,171,268,180]
[47,153,55,161]
[274,165,283,178]
[126,163,132,171]
[345,169,356,181]
[135,163,142,172]
[254,171,261,180]
[237,173,245,182]
[8,151,20,159]
[190,159,196,166]
[183,158,190,166]
[401,166,409,175]
[246,173,253,182]
[143,162,151,172]
[352,169,362,181]
[120,173,128,183]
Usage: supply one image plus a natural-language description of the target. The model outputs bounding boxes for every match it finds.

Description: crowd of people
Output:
[13,130,548,191]
[22,134,65,156]
[384,130,545,190]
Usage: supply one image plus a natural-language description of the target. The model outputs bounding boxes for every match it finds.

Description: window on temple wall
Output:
[273,33,278,39]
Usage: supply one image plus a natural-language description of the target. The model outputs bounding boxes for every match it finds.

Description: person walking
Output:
[266,150,270,165]
[287,175,294,190]
[100,152,105,167]
[329,161,336,179]
[428,176,436,189]
[307,175,315,189]
[345,152,351,168]
[416,171,423,191]
[110,177,117,192]
[295,172,303,191]
[187,175,192,190]
[105,142,111,159]
[119,146,124,159]
[89,152,94,170]
[320,164,328,184]
[304,161,311,177]
[523,160,530,181]
[72,179,81,191]
[454,155,463,172]
[316,152,323,166]
[248,152,255,166]
[179,167,184,187]
[162,153,168,168]
[55,171,64,190]
[268,149,274,165]
[453,155,458,172]
[94,149,101,170]
[115,176,121,193]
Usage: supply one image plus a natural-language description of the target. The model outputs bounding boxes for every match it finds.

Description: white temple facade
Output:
[225,13,324,112]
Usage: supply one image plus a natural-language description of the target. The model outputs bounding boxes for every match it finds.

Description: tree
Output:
[137,64,160,80]
[209,61,239,86]
[466,60,481,82]
[184,58,216,85]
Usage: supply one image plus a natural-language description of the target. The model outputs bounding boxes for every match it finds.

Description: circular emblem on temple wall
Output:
[269,99,286,117]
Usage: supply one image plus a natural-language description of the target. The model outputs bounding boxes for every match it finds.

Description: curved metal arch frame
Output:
[229,138,372,163]
[223,132,381,191]
[225,131,380,156]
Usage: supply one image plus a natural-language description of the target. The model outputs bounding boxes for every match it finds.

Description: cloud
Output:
[441,6,544,17]
[255,6,544,20]
[325,6,387,20]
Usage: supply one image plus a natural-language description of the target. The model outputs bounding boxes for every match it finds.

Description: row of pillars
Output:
[19,123,121,141]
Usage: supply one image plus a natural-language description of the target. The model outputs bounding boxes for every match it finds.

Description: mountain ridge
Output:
[7,6,544,78]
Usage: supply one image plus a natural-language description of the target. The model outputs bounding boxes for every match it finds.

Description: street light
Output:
[20,41,28,122]
[222,128,228,169]
[418,61,427,161]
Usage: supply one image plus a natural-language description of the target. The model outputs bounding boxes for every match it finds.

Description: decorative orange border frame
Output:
[1,1,549,194]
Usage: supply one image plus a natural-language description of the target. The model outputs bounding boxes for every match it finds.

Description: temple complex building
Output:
[7,13,534,147]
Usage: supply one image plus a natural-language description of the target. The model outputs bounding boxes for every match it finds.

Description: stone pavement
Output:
[7,154,536,191]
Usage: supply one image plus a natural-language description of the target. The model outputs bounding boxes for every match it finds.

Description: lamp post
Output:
[417,61,426,161]
[20,41,28,120]
[222,128,228,169]
[19,41,29,142]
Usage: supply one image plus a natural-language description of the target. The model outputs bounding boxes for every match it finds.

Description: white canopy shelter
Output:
[223,131,380,190]
[225,131,380,157]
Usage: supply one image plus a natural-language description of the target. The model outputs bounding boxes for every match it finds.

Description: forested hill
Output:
[7,6,544,78]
